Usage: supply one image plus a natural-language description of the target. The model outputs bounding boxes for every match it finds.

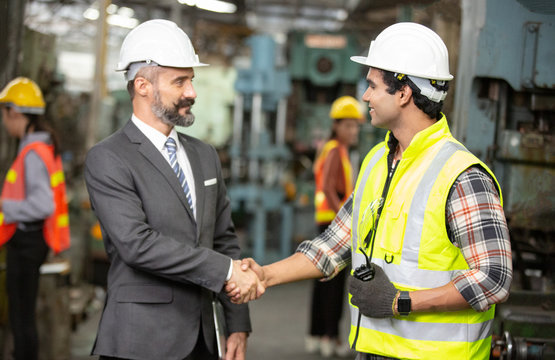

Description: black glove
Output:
[348,264,399,318]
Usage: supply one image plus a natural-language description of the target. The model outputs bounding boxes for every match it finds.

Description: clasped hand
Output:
[225,259,265,304]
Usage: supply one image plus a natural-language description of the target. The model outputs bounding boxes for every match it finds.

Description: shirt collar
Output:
[131,114,180,152]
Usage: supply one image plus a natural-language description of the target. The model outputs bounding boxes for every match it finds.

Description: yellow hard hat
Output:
[0,77,46,114]
[329,95,363,121]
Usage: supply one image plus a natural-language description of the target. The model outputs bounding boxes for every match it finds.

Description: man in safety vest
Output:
[227,22,512,360]
[0,77,70,360]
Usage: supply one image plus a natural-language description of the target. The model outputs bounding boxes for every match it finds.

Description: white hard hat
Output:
[117,19,208,80]
[351,22,453,81]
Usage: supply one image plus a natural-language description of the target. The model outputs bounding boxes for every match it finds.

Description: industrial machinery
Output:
[229,34,293,264]
[453,0,555,358]
[288,31,364,155]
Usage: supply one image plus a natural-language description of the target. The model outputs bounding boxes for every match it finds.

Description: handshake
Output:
[225,258,266,304]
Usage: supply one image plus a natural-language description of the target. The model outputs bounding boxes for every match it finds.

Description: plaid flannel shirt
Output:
[297,166,512,312]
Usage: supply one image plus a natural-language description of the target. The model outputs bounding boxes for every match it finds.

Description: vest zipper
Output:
[352,158,399,351]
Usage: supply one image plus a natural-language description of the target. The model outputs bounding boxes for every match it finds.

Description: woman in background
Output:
[0,77,70,360]
[308,95,363,358]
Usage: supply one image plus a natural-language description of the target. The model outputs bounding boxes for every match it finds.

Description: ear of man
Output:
[398,84,413,107]
[134,76,152,98]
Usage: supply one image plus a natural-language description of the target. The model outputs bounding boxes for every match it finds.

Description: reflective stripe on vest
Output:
[349,118,500,359]
[351,145,385,270]
[314,140,353,224]
[0,142,70,253]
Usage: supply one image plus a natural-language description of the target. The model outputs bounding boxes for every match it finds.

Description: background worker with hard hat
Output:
[0,77,70,360]
[84,19,260,360]
[307,95,362,358]
[228,22,512,360]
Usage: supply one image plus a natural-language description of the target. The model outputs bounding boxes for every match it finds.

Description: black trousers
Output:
[309,224,347,338]
[6,228,49,360]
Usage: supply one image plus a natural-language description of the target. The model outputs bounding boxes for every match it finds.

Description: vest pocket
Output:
[378,207,407,256]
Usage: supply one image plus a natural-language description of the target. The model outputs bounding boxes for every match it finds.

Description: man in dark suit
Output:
[84,19,262,360]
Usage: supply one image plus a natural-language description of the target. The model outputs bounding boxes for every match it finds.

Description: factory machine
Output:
[229,34,293,264]
[288,31,361,151]
[453,0,555,358]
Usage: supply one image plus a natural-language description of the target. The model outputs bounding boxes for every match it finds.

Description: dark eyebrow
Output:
[368,78,376,87]
[172,75,191,84]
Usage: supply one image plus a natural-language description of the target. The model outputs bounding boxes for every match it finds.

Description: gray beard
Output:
[151,91,195,128]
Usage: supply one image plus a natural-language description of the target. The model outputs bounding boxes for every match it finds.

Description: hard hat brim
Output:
[0,103,45,115]
[350,56,453,81]
[115,62,210,72]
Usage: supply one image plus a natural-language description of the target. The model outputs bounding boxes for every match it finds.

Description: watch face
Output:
[398,292,411,315]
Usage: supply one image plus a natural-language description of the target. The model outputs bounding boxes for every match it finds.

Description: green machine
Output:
[288,31,362,154]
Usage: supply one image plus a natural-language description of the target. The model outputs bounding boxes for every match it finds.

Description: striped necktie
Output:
[165,137,194,212]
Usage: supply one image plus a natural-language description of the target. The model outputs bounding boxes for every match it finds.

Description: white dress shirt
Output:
[131,115,233,280]
[132,115,196,219]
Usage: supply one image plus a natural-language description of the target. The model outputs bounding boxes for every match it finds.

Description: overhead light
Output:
[117,7,135,18]
[108,14,139,29]
[177,0,237,14]
[106,4,118,15]
[83,8,99,20]
[83,5,139,29]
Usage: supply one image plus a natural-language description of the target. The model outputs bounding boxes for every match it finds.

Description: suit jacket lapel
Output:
[180,132,205,239]
[123,120,196,222]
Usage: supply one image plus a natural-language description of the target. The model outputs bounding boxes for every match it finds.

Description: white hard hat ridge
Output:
[351,22,453,81]
[117,19,208,79]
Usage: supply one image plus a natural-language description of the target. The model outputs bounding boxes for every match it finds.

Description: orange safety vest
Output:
[314,139,353,224]
[0,142,70,254]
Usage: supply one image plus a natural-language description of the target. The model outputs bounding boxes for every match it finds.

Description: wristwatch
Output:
[397,291,411,316]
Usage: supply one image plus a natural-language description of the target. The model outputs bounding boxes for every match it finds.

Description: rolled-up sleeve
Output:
[447,167,513,312]
[296,194,353,279]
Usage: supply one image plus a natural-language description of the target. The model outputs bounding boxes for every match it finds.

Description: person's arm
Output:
[321,147,343,213]
[2,151,54,223]
[256,252,323,287]
[227,195,355,302]
[397,168,512,313]
[444,167,512,310]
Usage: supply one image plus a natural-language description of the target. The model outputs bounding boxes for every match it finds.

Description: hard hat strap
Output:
[406,75,447,103]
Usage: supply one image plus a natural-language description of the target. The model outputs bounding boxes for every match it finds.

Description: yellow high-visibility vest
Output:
[349,115,501,360]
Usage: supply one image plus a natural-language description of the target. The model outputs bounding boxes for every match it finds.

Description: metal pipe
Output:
[276,98,287,146]
[231,93,244,181]
[249,93,262,181]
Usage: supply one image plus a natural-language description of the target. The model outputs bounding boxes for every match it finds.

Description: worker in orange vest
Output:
[308,95,364,358]
[0,77,70,360]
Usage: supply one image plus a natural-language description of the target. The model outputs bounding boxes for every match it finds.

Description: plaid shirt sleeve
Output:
[447,166,513,312]
[296,194,353,279]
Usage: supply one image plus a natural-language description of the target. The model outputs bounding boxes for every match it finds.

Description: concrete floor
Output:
[70,280,356,360]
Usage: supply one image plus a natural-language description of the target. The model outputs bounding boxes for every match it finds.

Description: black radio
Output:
[353,263,375,282]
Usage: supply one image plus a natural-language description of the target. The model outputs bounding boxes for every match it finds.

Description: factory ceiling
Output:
[25,0,439,38]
